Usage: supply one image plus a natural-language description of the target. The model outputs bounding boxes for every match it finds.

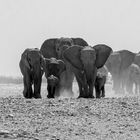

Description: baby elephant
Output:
[42,57,66,98]
[95,66,108,98]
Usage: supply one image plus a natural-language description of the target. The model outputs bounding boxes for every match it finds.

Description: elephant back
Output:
[118,50,136,70]
[71,38,88,47]
[40,38,58,58]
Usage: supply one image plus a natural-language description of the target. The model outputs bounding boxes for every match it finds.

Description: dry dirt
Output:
[0,83,140,140]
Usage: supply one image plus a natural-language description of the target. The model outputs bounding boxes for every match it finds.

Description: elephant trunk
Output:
[83,64,97,98]
[83,64,95,83]
[32,64,42,78]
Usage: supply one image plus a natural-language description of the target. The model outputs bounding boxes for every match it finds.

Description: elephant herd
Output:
[19,37,140,99]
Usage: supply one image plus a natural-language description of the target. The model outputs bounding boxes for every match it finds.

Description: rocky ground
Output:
[0,83,140,140]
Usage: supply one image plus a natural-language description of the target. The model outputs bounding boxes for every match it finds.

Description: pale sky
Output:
[0,0,140,76]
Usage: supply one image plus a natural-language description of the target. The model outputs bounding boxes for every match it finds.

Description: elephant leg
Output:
[120,79,125,94]
[75,76,84,98]
[112,75,117,91]
[139,82,140,94]
[23,75,33,98]
[54,84,61,98]
[119,72,127,94]
[112,74,118,92]
[73,69,88,98]
[33,78,42,98]
[135,82,138,94]
[127,81,133,94]
[113,75,120,94]
[101,86,105,97]
[47,85,55,98]
[77,75,88,98]
[88,82,94,98]
[120,71,127,94]
[95,85,100,98]
[112,77,115,91]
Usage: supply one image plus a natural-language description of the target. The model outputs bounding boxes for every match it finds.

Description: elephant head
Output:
[42,57,66,98]
[106,52,122,75]
[20,48,44,76]
[55,37,74,59]
[19,48,44,98]
[63,44,112,98]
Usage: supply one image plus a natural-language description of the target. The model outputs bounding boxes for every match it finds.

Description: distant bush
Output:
[0,76,47,84]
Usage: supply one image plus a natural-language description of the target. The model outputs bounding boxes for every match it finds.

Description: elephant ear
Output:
[118,50,136,70]
[105,52,114,72]
[58,60,66,75]
[39,54,45,72]
[21,49,31,69]
[42,58,51,77]
[105,59,111,72]
[71,38,88,46]
[93,44,112,69]
[40,38,58,58]
[63,45,83,70]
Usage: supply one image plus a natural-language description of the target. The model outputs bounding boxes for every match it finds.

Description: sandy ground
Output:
[0,82,140,140]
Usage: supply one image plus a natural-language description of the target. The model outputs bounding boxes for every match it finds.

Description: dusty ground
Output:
[0,83,140,140]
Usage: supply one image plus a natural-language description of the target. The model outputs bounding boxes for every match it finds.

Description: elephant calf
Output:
[42,57,66,98]
[19,48,44,98]
[95,66,108,98]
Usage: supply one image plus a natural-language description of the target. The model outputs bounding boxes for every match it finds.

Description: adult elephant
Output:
[126,63,140,94]
[40,37,88,96]
[19,48,44,98]
[63,45,112,98]
[105,50,136,94]
[42,57,66,98]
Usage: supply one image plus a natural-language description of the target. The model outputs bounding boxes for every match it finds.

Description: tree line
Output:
[0,76,47,84]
